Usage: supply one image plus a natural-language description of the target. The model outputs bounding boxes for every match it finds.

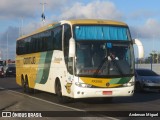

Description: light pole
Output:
[40,0,47,26]
[19,16,24,37]
[7,32,9,63]
[150,53,153,70]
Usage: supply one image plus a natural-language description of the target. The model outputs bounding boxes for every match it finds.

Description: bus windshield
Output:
[74,25,134,77]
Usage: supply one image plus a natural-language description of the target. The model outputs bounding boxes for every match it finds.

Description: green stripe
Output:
[35,52,46,83]
[36,51,53,84]
[109,77,131,84]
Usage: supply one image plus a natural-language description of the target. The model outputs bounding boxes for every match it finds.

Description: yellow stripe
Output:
[16,53,41,88]
[80,77,121,88]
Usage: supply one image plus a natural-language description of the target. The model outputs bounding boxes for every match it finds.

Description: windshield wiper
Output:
[111,59,124,75]
[93,56,108,77]
[93,56,125,77]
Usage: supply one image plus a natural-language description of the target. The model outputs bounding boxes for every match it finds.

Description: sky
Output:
[0,0,160,60]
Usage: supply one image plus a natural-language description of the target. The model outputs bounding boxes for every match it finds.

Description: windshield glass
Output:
[75,41,134,77]
[136,69,159,76]
[74,25,134,77]
[0,61,4,66]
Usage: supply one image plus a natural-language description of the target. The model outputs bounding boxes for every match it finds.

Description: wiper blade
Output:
[93,56,125,77]
[111,60,124,76]
[93,56,108,77]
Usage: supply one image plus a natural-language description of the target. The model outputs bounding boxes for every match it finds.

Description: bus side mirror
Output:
[133,38,144,59]
[69,37,76,57]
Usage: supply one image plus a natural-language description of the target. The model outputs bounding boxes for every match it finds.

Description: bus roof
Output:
[17,19,128,40]
[61,19,127,26]
[17,22,58,40]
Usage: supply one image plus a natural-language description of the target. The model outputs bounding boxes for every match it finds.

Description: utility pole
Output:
[7,32,9,63]
[152,50,156,64]
[40,0,47,26]
[21,16,24,36]
[19,16,24,37]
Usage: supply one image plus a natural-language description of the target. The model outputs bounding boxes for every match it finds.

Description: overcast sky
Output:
[0,0,160,60]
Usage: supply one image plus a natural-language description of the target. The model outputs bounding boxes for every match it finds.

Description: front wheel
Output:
[135,82,143,92]
[55,81,71,103]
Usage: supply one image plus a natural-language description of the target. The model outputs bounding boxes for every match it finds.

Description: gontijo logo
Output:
[23,57,36,64]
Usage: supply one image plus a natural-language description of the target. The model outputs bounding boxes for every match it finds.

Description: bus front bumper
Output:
[73,86,134,98]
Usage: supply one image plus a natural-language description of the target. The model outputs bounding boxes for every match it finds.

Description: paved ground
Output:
[1,77,160,120]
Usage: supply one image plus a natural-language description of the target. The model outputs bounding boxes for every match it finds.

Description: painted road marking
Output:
[0,86,119,120]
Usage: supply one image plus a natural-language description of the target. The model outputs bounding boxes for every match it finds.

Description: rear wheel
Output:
[21,77,26,92]
[22,76,34,94]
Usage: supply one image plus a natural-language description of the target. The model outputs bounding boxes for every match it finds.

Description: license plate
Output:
[103,91,112,95]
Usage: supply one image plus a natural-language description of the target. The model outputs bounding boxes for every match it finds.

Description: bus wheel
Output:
[24,77,34,94]
[21,78,26,92]
[135,82,143,92]
[55,80,69,103]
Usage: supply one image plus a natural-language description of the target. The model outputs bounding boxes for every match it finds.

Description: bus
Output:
[16,19,138,103]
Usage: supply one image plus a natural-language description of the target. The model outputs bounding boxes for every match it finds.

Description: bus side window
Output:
[47,31,53,50]
[17,40,25,55]
[53,26,62,50]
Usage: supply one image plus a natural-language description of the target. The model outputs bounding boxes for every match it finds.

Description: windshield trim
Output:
[75,73,134,78]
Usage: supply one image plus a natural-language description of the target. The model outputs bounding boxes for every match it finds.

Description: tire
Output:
[135,82,143,92]
[2,74,6,78]
[21,77,26,92]
[55,80,70,103]
[23,76,34,94]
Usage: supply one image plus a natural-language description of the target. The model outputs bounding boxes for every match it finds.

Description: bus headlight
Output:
[123,82,134,87]
[75,82,92,88]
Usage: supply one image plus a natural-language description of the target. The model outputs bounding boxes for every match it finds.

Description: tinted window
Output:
[16,25,62,55]
[53,26,62,50]
[8,64,15,67]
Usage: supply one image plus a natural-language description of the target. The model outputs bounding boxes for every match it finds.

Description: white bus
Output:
[16,19,136,103]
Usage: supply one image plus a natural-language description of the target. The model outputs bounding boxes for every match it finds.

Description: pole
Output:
[19,17,24,37]
[21,16,24,36]
[150,55,152,70]
[7,32,8,63]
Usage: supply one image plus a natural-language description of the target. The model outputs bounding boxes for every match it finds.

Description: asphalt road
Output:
[0,77,160,120]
